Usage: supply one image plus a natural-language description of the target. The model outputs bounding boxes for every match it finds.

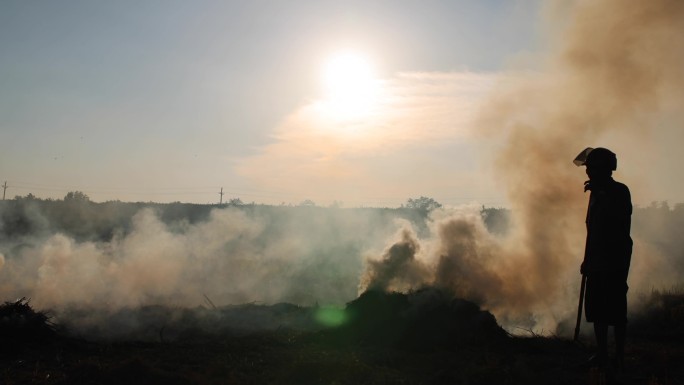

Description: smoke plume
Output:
[360,224,431,292]
[487,0,684,324]
[360,0,684,332]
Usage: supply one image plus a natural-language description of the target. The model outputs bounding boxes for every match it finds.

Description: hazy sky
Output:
[3,1,680,207]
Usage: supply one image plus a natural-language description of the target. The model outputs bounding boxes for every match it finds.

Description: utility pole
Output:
[2,181,7,200]
[219,187,224,205]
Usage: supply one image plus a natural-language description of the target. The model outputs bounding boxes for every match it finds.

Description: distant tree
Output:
[299,199,316,207]
[649,201,670,211]
[13,193,38,201]
[228,198,244,206]
[480,206,510,235]
[64,191,90,202]
[403,196,442,212]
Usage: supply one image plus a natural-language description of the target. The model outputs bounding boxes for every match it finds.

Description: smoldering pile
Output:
[325,287,508,349]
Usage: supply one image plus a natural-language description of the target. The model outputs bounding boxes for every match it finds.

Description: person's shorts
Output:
[585,271,628,325]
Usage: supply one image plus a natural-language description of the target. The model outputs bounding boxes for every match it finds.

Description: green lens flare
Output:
[314,306,347,327]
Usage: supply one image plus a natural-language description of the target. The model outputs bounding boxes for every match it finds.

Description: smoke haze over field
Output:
[2,201,681,336]
[0,205,412,310]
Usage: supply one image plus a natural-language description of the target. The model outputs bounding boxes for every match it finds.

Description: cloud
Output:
[235,71,503,205]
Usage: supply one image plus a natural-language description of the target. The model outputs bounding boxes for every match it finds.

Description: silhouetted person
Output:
[575,147,632,369]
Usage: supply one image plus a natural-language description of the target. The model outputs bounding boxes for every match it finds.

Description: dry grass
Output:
[2,290,684,385]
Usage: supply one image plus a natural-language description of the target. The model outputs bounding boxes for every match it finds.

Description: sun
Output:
[321,51,380,119]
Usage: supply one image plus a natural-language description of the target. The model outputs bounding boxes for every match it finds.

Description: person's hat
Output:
[573,147,617,170]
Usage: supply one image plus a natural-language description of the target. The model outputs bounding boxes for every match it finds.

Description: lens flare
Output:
[314,306,348,327]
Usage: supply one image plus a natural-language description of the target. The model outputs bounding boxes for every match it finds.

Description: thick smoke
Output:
[360,223,431,292]
[360,0,684,332]
[359,209,506,306]
[0,204,415,312]
[359,208,569,331]
[487,0,684,324]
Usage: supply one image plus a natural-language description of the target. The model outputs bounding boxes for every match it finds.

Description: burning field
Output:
[1,200,684,384]
[2,0,684,383]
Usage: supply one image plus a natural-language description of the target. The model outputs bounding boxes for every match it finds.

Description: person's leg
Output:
[586,273,609,366]
[593,322,609,365]
[608,273,628,369]
[615,323,626,368]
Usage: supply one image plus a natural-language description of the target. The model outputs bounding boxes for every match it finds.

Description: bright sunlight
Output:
[321,51,381,119]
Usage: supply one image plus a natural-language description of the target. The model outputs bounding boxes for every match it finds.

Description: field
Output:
[3,288,684,385]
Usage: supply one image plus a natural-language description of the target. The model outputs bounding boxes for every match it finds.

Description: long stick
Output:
[574,274,587,341]
[203,293,217,310]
